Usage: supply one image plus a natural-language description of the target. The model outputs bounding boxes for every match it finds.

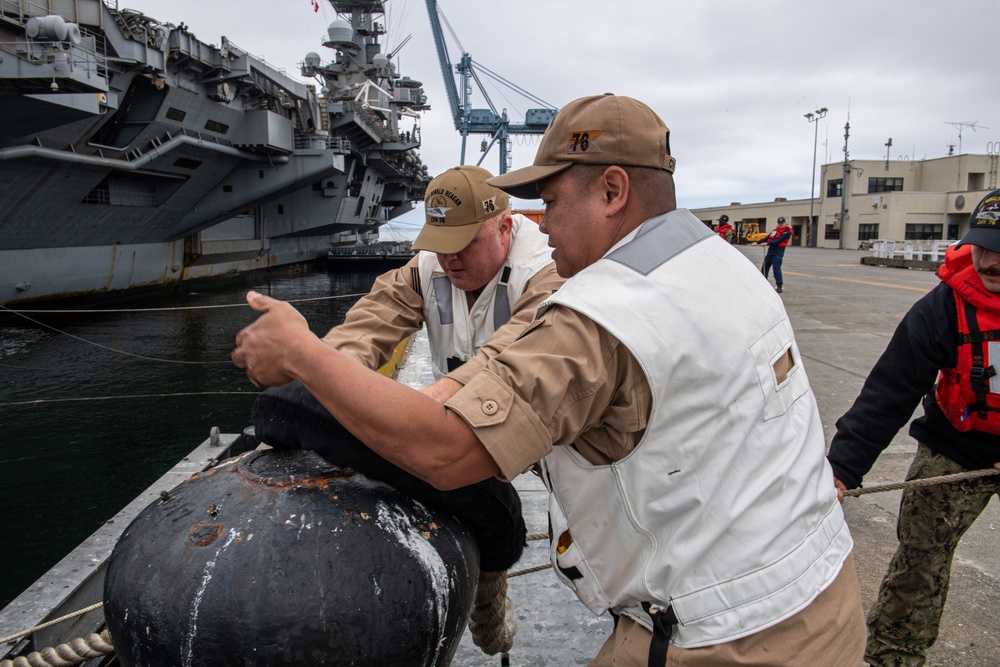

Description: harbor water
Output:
[0,267,381,609]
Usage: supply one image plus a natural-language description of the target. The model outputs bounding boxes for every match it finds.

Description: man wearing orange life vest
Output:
[828,188,1000,666]
[716,214,735,244]
[755,216,792,293]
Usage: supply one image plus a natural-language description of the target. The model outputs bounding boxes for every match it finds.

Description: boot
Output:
[776,284,783,293]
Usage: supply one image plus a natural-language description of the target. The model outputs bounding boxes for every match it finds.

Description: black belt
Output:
[642,602,678,667]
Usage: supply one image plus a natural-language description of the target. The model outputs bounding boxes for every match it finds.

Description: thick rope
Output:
[509,563,552,578]
[467,570,517,655]
[0,629,113,667]
[844,466,1000,496]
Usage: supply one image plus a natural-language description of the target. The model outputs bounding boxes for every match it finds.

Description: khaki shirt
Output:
[445,304,653,479]
[321,254,564,383]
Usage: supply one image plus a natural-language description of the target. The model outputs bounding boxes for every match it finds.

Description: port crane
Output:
[424,0,557,174]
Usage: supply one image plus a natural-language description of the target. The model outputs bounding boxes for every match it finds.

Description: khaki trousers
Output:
[590,553,866,666]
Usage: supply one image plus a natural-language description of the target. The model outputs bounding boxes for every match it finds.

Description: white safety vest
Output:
[538,209,852,648]
[419,213,553,379]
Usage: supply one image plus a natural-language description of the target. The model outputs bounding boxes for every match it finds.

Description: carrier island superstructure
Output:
[0,0,431,306]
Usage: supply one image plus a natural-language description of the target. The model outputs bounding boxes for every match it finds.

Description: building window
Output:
[904,224,943,240]
[858,224,880,241]
[165,107,187,122]
[204,119,230,135]
[868,177,903,193]
[173,157,201,170]
[825,225,841,240]
[827,179,843,197]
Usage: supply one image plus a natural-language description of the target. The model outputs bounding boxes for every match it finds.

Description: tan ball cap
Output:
[413,165,510,254]
[487,93,676,200]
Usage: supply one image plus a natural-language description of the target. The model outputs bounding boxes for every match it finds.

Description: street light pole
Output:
[804,107,827,248]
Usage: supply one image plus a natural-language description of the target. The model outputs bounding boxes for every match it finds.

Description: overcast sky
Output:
[122,0,999,237]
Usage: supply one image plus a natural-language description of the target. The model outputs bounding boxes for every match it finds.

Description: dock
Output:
[3,246,998,666]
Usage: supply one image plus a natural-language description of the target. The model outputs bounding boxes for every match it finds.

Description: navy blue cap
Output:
[957,188,1000,253]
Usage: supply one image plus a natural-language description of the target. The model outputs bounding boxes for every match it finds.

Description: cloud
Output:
[122,0,1000,224]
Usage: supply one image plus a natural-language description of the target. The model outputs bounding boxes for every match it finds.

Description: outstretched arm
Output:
[827,284,956,488]
[233,291,500,490]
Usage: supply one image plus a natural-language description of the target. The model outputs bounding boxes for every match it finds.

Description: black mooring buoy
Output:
[103,448,479,667]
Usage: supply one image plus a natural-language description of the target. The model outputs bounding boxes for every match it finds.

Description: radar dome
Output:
[304,51,321,67]
[326,20,353,44]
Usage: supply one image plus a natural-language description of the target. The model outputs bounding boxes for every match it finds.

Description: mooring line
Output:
[0,304,231,365]
[843,467,1000,496]
[0,293,369,366]
[0,391,259,407]
[0,292,368,315]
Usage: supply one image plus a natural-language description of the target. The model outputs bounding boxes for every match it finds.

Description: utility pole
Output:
[804,108,827,248]
[839,119,850,250]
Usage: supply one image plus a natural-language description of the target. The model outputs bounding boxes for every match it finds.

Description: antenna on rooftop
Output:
[945,121,989,155]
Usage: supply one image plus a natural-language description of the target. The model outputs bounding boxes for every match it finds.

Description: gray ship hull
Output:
[2,234,335,304]
[0,0,431,306]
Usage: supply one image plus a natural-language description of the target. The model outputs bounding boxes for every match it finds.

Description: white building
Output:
[692,153,999,250]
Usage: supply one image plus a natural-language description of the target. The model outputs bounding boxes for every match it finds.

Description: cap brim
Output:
[956,228,1000,254]
[411,220,483,254]
[486,163,573,200]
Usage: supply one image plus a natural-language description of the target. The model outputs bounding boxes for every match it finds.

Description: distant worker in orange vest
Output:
[755,216,792,293]
[716,214,736,244]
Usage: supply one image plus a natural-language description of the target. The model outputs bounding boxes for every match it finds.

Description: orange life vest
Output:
[934,244,1000,435]
[767,225,791,247]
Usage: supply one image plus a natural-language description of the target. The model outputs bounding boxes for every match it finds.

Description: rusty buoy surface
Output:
[103,449,479,667]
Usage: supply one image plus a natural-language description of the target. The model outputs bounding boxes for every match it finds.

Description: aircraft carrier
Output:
[0,0,431,306]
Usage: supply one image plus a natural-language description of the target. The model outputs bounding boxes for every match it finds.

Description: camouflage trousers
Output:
[866,443,1000,667]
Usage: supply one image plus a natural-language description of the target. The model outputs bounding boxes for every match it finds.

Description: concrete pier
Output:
[452,246,1000,666]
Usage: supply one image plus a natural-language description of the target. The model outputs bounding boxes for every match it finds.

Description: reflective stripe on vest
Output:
[493,266,513,330]
[433,275,455,325]
[431,269,512,332]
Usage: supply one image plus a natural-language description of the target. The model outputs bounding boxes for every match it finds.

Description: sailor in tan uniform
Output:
[322,165,561,399]
[317,164,559,655]
[234,94,866,665]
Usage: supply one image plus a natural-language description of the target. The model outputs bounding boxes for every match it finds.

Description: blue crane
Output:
[424,0,557,174]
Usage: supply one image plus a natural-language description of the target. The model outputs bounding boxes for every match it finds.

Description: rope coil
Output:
[0,629,112,667]
[468,570,516,655]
